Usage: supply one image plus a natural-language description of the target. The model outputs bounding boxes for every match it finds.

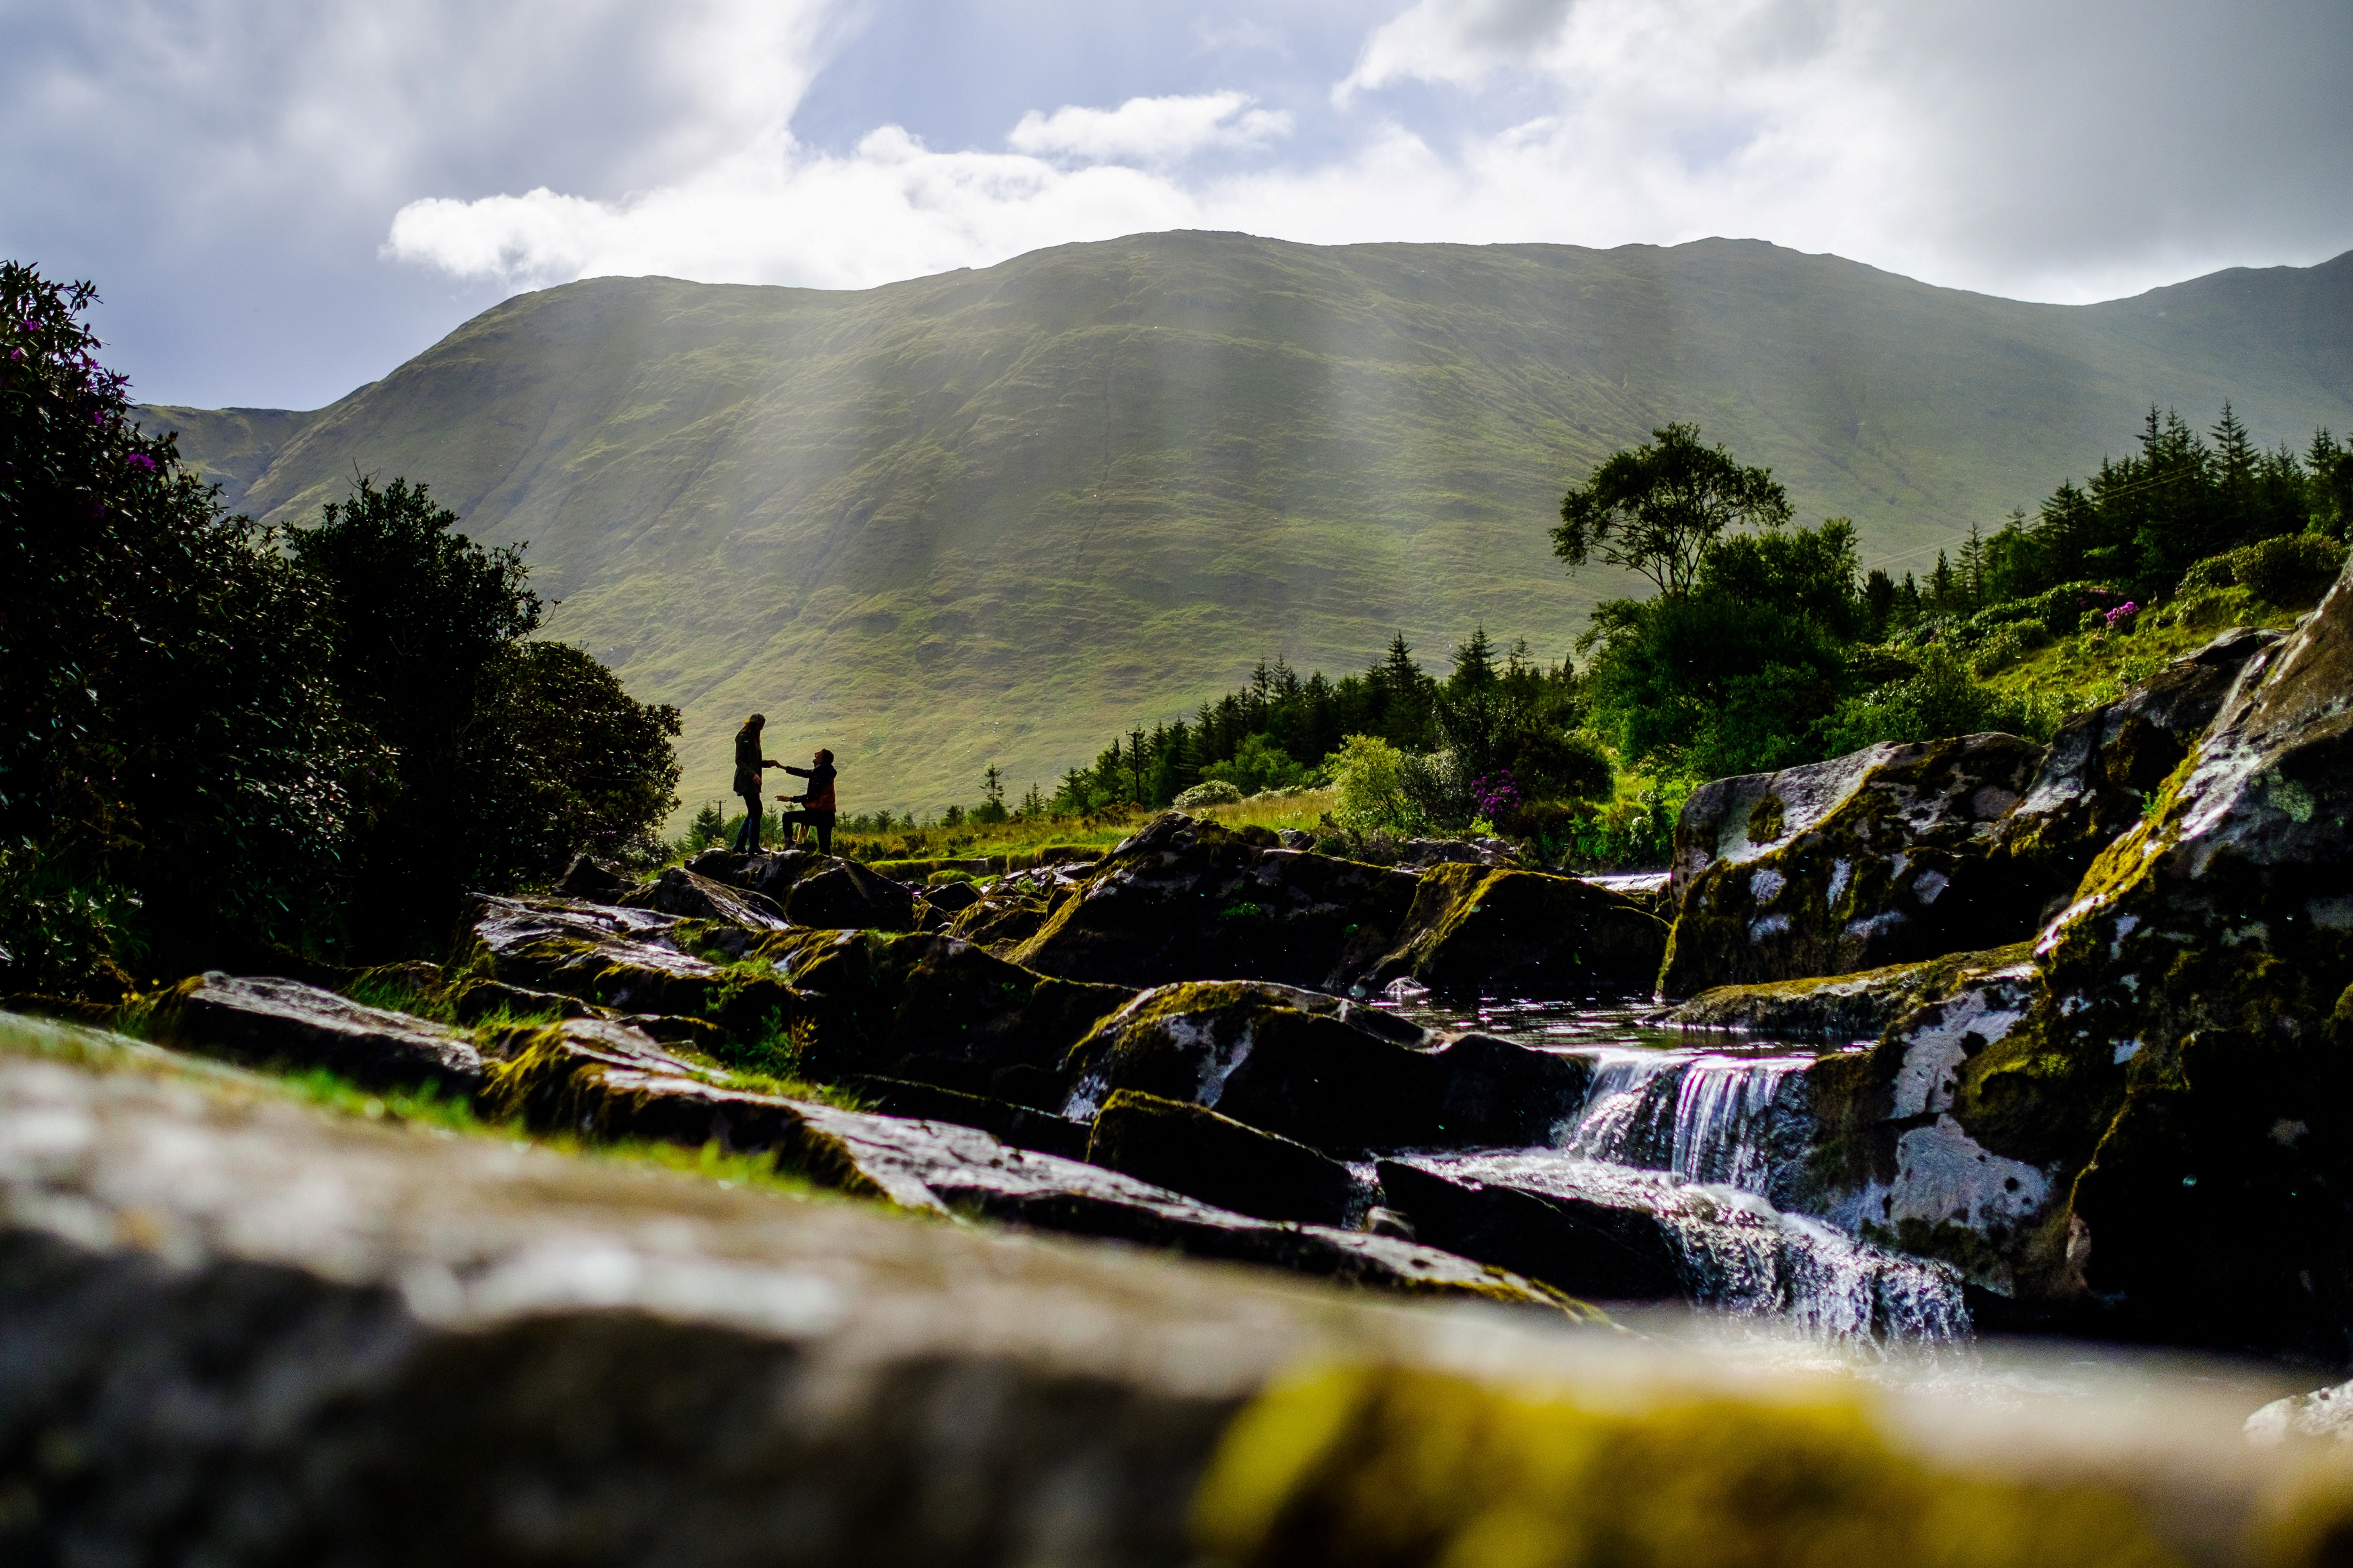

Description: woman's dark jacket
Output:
[733,730,770,797]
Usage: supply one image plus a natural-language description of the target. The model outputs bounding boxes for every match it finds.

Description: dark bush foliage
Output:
[2,266,682,989]
[1,263,371,990]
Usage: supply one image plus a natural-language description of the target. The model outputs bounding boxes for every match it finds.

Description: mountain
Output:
[138,233,2353,818]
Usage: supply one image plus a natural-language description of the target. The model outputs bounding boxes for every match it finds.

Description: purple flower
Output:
[124,452,157,473]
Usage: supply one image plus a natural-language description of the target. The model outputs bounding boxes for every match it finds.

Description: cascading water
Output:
[1388,997,1970,1347]
[1403,1149,1970,1348]
[1562,1050,1811,1194]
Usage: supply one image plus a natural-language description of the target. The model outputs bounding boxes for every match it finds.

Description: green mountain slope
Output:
[137,233,2353,818]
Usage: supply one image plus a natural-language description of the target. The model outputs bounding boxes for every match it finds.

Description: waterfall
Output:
[1408,1152,1970,1347]
[1562,1050,1810,1194]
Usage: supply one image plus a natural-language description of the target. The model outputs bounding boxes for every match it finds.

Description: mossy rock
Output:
[1355,863,1667,998]
[1088,1089,1358,1226]
[1659,941,2035,1044]
[1195,1364,2180,1568]
[754,927,1131,1089]
[1952,556,2353,1352]
[1661,733,2045,995]
[1012,813,1417,991]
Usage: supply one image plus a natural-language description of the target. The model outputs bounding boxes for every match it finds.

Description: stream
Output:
[1376,993,1972,1350]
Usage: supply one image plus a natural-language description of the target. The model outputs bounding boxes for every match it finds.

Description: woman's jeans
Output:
[731,791,764,852]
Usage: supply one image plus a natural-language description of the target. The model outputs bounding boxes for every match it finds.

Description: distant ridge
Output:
[141,234,2353,815]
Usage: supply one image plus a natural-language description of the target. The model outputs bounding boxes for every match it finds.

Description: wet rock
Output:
[1362,1206,1417,1241]
[1086,1089,1359,1226]
[1012,813,1419,991]
[2247,1379,2353,1444]
[1060,982,1589,1154]
[842,1076,1092,1161]
[786,861,920,932]
[1657,942,2036,1046]
[454,895,793,1036]
[555,852,632,903]
[1790,971,2057,1294]
[152,973,482,1095]
[1661,732,2046,994]
[1353,864,1669,997]
[1988,626,2280,923]
[1277,829,1314,850]
[1376,1160,1683,1300]
[1970,557,2353,1355]
[620,866,790,932]
[760,928,1131,1095]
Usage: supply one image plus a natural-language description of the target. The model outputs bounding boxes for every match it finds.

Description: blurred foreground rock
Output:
[5,1012,2349,1568]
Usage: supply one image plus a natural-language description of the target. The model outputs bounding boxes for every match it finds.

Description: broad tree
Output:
[1554,422,1792,598]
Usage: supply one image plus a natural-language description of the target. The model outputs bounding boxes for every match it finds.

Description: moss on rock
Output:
[1193,1364,2181,1568]
[1355,863,1668,998]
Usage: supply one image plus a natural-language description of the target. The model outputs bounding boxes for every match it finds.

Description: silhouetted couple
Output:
[730,715,836,856]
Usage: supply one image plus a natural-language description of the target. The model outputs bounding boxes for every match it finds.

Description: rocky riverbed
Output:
[5,558,2350,1562]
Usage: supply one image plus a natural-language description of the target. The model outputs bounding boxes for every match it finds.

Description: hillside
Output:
[138,234,2353,817]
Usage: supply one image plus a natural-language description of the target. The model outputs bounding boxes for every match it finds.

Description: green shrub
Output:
[1968,620,2052,677]
[1174,779,1244,810]
[2237,534,2347,606]
[1326,735,1408,833]
[1821,644,2048,753]
[1398,748,1473,832]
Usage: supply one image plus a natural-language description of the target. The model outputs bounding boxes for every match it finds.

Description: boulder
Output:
[555,852,632,903]
[1783,968,2057,1294]
[453,895,793,1037]
[1655,942,2036,1046]
[1060,982,1590,1154]
[1377,1160,1683,1301]
[786,861,920,932]
[947,884,1057,955]
[1987,626,2280,923]
[1660,732,2046,994]
[1660,634,2286,999]
[1352,864,1669,997]
[757,928,1131,1096]
[1012,813,1419,991]
[842,1076,1092,1161]
[619,866,790,932]
[1963,559,2353,1355]
[151,973,482,1095]
[1086,1090,1360,1226]
[923,878,983,915]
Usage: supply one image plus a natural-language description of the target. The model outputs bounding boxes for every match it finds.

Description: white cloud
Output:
[1336,0,1577,101]
[1007,91,1291,165]
[387,125,1207,291]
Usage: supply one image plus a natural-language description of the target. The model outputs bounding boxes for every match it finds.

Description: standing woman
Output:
[780,748,838,856]
[731,715,781,852]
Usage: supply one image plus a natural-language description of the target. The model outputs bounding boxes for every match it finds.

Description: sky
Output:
[3,0,2348,411]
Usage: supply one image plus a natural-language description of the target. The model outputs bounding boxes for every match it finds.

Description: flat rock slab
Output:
[0,1013,2321,1567]
[481,1020,1573,1309]
[153,972,483,1095]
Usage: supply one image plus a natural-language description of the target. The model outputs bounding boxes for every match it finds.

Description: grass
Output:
[0,1004,857,1208]
[142,234,2352,823]
[1978,584,2309,721]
